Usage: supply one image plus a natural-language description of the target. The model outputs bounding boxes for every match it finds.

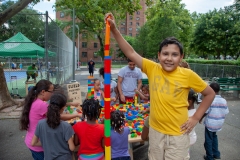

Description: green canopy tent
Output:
[0,32,55,58]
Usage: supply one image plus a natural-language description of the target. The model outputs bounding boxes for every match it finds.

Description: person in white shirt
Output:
[187,89,198,158]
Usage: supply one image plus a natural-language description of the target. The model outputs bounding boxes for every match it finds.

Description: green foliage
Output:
[117,35,135,58]
[134,0,193,58]
[135,24,148,57]
[190,6,240,60]
[0,1,45,45]
[55,0,152,59]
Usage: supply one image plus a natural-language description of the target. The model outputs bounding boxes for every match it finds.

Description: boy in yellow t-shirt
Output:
[105,13,215,160]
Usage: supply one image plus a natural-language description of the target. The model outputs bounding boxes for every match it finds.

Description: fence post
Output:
[222,66,224,78]
[206,64,208,78]
[71,8,76,82]
[45,11,49,80]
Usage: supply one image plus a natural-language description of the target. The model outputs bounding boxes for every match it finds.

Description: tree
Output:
[190,6,240,59]
[0,1,45,44]
[0,0,48,110]
[55,0,152,59]
[135,0,193,58]
[117,36,136,59]
[134,24,149,58]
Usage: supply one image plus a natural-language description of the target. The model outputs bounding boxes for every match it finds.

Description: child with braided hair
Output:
[73,98,104,160]
[110,111,131,160]
[31,93,75,160]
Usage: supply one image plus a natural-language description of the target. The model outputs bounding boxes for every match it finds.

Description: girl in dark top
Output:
[31,93,75,160]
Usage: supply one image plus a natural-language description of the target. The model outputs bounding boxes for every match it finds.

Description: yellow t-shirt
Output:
[142,58,207,135]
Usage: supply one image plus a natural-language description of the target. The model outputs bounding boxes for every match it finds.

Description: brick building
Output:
[56,1,147,62]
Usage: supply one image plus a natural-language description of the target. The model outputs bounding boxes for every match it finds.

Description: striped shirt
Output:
[204,95,229,132]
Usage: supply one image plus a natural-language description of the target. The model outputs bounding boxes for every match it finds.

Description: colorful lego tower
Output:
[87,76,95,99]
[104,16,111,160]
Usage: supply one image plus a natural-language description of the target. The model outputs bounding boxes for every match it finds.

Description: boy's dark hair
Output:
[82,98,101,121]
[20,80,53,130]
[111,111,125,131]
[188,89,197,104]
[210,82,220,93]
[127,58,133,63]
[159,37,183,55]
[47,93,67,129]
[99,67,104,78]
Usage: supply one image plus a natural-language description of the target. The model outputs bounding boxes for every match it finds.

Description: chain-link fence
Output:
[189,63,240,79]
[1,12,75,97]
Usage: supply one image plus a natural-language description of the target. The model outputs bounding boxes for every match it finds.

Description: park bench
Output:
[215,77,240,98]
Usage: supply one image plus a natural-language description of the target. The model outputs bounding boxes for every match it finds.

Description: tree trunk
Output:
[0,0,33,26]
[97,34,104,59]
[0,66,19,110]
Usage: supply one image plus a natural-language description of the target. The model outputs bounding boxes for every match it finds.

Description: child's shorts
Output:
[79,152,104,160]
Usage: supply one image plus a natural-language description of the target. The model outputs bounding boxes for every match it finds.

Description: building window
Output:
[136,11,140,15]
[94,34,98,38]
[82,42,87,48]
[122,22,125,25]
[129,27,132,31]
[94,52,98,58]
[129,16,133,20]
[129,22,132,26]
[60,12,65,18]
[136,28,140,31]
[82,33,87,38]
[94,43,98,48]
[136,22,140,26]
[129,33,132,36]
[82,52,87,57]
[121,27,125,31]
[136,17,140,21]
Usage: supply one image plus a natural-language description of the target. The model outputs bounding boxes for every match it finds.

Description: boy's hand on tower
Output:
[105,13,117,31]
[180,116,198,134]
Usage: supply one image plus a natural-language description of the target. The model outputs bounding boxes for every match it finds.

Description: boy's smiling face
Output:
[158,44,184,72]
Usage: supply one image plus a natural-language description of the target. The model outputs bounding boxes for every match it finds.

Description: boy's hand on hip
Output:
[180,116,198,134]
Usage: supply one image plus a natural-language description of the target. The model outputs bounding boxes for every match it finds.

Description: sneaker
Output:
[204,155,221,160]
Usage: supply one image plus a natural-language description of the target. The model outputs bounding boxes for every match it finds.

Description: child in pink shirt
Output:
[20,80,54,160]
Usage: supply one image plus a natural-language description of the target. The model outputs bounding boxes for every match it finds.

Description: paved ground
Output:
[0,67,240,160]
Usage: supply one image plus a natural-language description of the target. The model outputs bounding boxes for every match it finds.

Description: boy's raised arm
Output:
[105,13,143,69]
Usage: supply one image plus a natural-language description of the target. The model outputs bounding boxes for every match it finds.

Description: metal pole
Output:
[76,25,80,70]
[78,28,80,69]
[71,8,76,82]
[45,11,49,80]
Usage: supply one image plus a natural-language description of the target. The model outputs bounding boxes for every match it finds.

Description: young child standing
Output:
[86,79,104,101]
[31,93,75,160]
[20,80,54,160]
[201,82,229,160]
[135,84,150,103]
[99,67,118,106]
[187,89,198,159]
[106,13,215,160]
[73,98,104,160]
[110,111,130,160]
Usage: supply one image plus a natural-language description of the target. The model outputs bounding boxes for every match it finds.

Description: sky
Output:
[32,0,235,20]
